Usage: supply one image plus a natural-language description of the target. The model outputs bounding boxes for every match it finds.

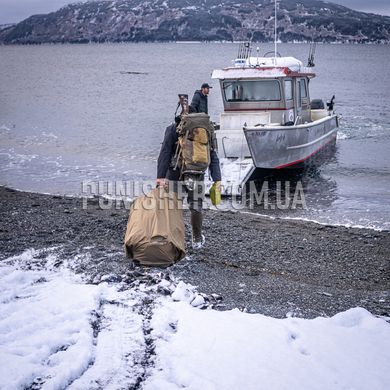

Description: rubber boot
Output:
[190,209,204,248]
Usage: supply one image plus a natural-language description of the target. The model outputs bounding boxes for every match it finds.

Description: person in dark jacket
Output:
[157,117,221,249]
[189,83,212,114]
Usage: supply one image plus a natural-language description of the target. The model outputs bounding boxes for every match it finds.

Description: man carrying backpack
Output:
[156,99,221,250]
[189,83,212,114]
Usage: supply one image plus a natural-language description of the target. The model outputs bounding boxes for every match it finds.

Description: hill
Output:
[1,0,389,44]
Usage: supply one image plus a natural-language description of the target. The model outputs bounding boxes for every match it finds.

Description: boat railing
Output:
[294,116,302,126]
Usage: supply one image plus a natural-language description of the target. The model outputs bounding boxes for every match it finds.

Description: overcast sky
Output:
[0,0,389,25]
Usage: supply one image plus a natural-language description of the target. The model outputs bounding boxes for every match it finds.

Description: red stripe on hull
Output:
[274,134,337,169]
[225,107,295,112]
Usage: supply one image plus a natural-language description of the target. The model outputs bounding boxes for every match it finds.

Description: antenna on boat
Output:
[274,0,278,65]
[240,42,250,59]
[245,42,251,59]
[237,42,245,59]
[236,41,251,67]
[307,41,316,67]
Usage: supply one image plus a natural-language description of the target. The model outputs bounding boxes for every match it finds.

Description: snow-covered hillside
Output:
[1,0,389,44]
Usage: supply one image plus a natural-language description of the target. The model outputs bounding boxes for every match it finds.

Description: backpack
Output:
[175,113,216,175]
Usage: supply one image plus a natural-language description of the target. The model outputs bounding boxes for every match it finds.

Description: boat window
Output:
[297,81,302,109]
[284,80,293,100]
[300,79,308,99]
[223,80,281,102]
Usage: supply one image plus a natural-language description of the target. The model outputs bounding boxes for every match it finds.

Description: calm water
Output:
[0,43,389,230]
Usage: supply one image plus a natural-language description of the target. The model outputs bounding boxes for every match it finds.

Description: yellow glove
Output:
[210,181,222,206]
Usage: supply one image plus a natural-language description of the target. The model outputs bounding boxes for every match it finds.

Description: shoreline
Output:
[2,184,389,233]
[0,186,389,319]
[240,210,389,233]
[1,41,390,46]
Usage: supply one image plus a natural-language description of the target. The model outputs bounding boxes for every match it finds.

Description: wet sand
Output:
[0,186,389,318]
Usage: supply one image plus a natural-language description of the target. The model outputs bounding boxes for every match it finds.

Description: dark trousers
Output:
[168,174,204,241]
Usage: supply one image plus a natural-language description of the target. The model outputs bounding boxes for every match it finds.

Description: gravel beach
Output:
[1,186,389,319]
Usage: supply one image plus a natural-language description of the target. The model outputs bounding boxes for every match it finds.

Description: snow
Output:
[0,249,146,389]
[146,301,390,390]
[171,280,196,302]
[1,249,390,389]
[212,56,314,80]
[247,56,304,70]
[212,67,289,79]
[0,265,98,388]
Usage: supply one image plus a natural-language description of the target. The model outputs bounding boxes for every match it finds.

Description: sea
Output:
[0,43,389,230]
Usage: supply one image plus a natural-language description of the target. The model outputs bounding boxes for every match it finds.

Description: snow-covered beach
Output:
[1,247,390,389]
[1,186,389,389]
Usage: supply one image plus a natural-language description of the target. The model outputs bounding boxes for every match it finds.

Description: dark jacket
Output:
[190,90,208,114]
[157,123,221,182]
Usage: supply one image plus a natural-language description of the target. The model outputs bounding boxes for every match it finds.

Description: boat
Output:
[209,41,339,196]
[208,3,339,196]
[209,45,339,196]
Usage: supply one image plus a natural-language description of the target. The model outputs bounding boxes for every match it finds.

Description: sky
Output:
[0,0,389,25]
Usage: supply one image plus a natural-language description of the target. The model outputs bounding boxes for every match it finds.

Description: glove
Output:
[210,181,222,206]
[156,178,167,188]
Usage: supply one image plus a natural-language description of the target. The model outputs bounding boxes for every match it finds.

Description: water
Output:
[0,43,389,230]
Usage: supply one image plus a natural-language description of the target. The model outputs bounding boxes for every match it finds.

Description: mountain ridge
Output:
[1,0,389,44]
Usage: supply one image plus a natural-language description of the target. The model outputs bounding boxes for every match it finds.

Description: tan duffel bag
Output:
[124,187,186,266]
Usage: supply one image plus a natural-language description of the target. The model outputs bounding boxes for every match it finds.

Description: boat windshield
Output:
[223,80,281,102]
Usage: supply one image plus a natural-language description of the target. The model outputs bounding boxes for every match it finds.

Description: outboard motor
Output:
[310,98,329,122]
[310,99,325,110]
[327,95,335,112]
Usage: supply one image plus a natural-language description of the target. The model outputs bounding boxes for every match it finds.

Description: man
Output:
[189,83,212,114]
[156,114,221,250]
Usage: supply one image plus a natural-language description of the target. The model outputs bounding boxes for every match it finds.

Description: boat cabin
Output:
[212,56,316,126]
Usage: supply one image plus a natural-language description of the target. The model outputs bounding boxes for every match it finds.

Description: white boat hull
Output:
[244,115,339,169]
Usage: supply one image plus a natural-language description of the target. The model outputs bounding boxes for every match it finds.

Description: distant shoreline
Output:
[1,40,389,46]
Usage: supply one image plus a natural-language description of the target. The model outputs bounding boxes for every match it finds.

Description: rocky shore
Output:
[0,186,389,319]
